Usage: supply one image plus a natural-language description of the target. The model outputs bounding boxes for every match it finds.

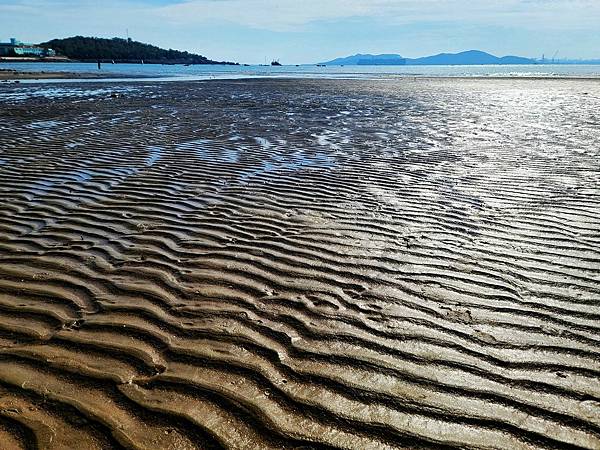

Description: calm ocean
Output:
[2,61,600,81]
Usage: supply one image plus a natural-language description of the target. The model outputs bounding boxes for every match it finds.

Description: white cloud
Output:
[1,0,599,60]
[153,0,600,30]
[3,0,600,32]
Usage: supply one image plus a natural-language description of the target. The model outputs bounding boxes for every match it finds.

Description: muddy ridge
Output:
[0,78,599,449]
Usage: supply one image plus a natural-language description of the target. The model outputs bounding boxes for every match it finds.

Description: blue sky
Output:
[1,0,599,63]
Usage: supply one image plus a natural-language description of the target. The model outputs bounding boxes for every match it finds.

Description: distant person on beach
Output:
[97,60,101,70]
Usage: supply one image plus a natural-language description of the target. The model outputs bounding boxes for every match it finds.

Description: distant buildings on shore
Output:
[0,38,56,57]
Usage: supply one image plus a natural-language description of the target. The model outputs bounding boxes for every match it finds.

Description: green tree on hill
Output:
[40,36,235,65]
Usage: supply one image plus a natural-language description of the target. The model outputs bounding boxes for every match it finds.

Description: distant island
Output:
[324,54,407,66]
[321,50,535,66]
[39,36,236,65]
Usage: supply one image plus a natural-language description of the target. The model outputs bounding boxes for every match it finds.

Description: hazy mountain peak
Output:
[320,50,535,66]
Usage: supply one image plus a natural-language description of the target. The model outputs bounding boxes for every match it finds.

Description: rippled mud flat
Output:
[0,78,599,449]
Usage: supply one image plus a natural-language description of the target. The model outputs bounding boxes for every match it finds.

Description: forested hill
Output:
[41,36,236,65]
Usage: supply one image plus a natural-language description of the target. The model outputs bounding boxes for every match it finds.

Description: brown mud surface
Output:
[0,69,144,81]
[0,78,599,449]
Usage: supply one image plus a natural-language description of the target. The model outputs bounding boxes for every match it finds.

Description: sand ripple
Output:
[0,79,599,449]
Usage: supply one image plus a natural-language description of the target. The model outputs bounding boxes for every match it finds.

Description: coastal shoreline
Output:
[0,68,150,81]
[3,60,600,83]
[2,71,600,84]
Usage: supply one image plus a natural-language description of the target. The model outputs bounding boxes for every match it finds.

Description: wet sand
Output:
[0,78,599,449]
[0,69,144,81]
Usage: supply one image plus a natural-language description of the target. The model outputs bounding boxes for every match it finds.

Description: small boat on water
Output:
[271,60,282,66]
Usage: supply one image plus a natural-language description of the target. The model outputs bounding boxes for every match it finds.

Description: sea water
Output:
[2,61,600,81]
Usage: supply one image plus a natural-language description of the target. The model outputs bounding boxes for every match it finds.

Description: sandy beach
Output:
[0,78,599,449]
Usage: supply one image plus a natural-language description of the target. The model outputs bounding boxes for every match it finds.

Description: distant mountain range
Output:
[321,50,535,66]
